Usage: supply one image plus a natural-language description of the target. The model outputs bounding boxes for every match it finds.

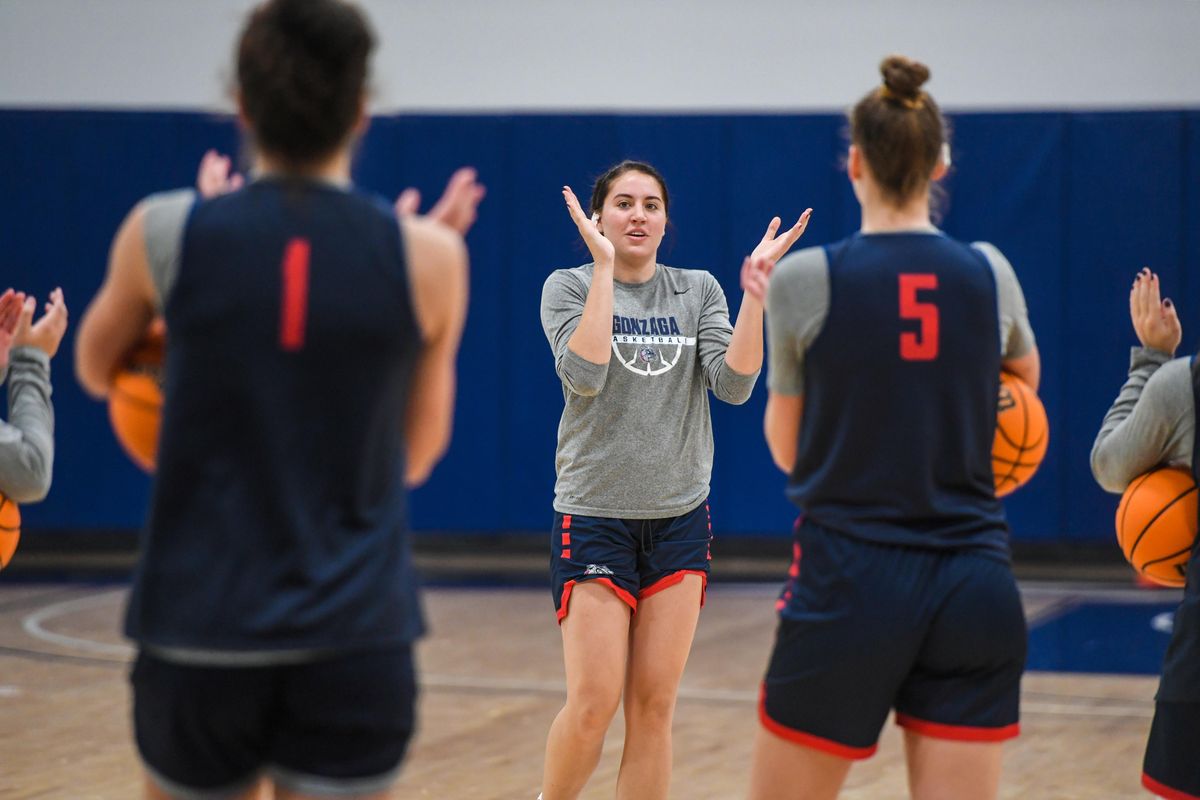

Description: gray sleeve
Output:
[540,269,609,397]
[696,271,758,405]
[0,346,54,503]
[143,188,196,314]
[1090,349,1194,494]
[766,246,830,395]
[974,242,1036,359]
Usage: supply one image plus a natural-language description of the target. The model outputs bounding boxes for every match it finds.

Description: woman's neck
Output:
[254,149,352,186]
[613,254,658,285]
[859,189,936,234]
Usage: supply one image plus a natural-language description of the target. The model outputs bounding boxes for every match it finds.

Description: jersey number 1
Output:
[899,273,938,361]
[280,237,310,352]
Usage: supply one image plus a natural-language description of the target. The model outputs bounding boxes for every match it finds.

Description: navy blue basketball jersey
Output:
[787,232,1008,554]
[125,177,424,650]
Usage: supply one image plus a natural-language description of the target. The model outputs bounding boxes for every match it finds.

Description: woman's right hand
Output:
[562,186,614,267]
[1130,268,1181,355]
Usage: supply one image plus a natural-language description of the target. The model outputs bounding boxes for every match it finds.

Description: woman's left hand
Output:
[750,209,812,268]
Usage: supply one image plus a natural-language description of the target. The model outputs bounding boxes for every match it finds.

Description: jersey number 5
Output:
[899,273,938,361]
[280,237,310,352]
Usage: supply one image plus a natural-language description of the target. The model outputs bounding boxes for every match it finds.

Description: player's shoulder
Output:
[543,263,593,294]
[968,240,1014,271]
[139,187,197,216]
[772,245,829,288]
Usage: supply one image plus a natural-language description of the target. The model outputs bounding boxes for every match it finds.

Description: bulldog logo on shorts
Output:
[611,314,696,376]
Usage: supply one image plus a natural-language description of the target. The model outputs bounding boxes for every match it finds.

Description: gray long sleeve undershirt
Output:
[541,263,758,519]
[0,347,55,503]
[1090,347,1193,494]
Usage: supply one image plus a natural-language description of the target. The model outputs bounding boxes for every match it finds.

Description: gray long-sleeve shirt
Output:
[1091,347,1193,494]
[0,346,54,503]
[541,263,758,519]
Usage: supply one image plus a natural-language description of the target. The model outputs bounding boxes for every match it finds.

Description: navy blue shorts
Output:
[761,519,1025,759]
[130,645,416,798]
[550,500,712,622]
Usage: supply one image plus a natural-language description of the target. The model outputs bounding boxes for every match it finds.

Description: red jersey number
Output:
[280,238,310,352]
[899,273,939,361]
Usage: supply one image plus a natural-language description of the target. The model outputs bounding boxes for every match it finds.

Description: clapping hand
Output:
[0,289,27,373]
[196,150,244,198]
[740,209,813,305]
[13,287,68,359]
[750,209,812,268]
[395,167,486,236]
[561,186,614,267]
[1130,268,1182,355]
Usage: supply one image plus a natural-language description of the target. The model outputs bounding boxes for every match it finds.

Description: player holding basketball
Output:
[746,56,1040,800]
[537,160,810,800]
[0,287,68,503]
[74,1,481,798]
[1091,268,1200,799]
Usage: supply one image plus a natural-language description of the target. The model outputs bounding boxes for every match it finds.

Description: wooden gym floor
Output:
[0,580,1168,799]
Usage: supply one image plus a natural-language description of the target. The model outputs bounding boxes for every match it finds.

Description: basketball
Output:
[1116,466,1198,587]
[0,493,20,570]
[108,322,165,473]
[993,371,1049,497]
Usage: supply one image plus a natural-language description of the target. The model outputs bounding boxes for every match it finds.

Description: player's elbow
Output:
[1089,446,1131,495]
[1,463,53,504]
[74,342,111,400]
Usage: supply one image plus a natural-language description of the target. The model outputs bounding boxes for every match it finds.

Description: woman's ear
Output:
[847,144,863,181]
[592,211,603,233]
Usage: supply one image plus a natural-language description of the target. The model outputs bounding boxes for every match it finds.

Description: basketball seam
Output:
[1119,470,1158,552]
[1139,542,1195,569]
[1128,484,1198,561]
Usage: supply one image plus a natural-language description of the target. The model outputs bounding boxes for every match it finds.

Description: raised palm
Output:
[562,186,614,266]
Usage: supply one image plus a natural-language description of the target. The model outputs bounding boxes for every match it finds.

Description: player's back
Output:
[126,178,424,651]
[790,231,1006,554]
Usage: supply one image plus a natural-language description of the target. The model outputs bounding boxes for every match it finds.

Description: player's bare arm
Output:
[75,204,157,399]
[764,391,804,473]
[402,215,468,487]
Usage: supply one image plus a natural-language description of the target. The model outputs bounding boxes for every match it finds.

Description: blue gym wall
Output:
[0,108,1196,544]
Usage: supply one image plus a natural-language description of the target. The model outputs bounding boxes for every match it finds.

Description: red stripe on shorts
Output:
[895,713,1019,742]
[1143,774,1200,800]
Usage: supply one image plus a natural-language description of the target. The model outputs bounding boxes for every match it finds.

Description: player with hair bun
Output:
[75,0,482,797]
[537,160,809,800]
[746,56,1040,800]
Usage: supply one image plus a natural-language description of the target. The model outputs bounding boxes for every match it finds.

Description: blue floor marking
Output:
[1026,601,1178,675]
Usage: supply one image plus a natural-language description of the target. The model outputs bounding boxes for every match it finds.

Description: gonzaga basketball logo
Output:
[611,314,696,376]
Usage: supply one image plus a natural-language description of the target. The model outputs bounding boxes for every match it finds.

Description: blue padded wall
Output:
[0,108,1195,543]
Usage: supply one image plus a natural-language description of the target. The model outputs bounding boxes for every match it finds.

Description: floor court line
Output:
[10,587,1160,720]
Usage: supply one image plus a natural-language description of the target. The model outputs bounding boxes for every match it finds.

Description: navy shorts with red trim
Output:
[1143,570,1200,800]
[1144,702,1200,799]
[550,500,712,622]
[131,645,416,798]
[761,519,1025,759]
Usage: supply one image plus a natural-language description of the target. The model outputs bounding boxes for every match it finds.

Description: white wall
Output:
[2,0,1198,112]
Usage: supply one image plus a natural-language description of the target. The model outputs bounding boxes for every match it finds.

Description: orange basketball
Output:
[993,372,1049,497]
[1116,466,1197,587]
[0,493,20,570]
[108,323,164,473]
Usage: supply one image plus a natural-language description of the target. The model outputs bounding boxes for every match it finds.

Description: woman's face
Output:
[596,171,667,262]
